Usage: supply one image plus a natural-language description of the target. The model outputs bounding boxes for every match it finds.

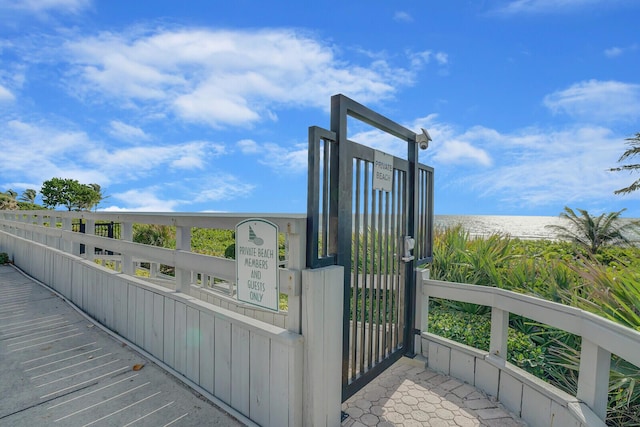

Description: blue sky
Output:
[1,0,639,216]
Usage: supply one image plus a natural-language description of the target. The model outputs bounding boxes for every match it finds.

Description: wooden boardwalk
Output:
[0,264,243,427]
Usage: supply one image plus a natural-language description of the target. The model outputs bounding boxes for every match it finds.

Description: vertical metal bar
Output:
[351,159,362,381]
[404,140,418,355]
[329,138,339,258]
[375,188,384,363]
[397,170,406,349]
[382,188,390,357]
[392,170,400,350]
[306,127,320,267]
[429,169,434,259]
[423,169,428,258]
[360,161,370,375]
[367,179,376,369]
[321,139,330,258]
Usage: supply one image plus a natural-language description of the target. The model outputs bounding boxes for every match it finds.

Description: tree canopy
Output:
[40,178,103,211]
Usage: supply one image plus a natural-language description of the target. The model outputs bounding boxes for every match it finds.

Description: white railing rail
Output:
[420,274,640,424]
[0,211,306,333]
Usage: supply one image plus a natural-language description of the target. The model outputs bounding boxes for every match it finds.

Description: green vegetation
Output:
[1,178,105,211]
[41,178,103,211]
[545,206,640,254]
[133,224,176,248]
[426,215,640,426]
[0,252,9,264]
[1,188,44,210]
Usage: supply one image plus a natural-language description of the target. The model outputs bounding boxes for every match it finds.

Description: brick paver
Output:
[342,357,527,427]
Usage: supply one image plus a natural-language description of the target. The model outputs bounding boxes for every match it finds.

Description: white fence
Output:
[1,211,305,332]
[417,271,640,427]
[0,211,343,427]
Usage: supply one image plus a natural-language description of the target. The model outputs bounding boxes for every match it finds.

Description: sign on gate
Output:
[373,150,393,192]
[235,218,279,312]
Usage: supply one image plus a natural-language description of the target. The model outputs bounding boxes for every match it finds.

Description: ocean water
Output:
[435,215,570,240]
[435,215,640,241]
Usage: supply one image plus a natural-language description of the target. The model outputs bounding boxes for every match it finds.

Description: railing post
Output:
[577,338,610,421]
[47,215,57,249]
[490,308,509,359]
[85,218,96,261]
[121,222,134,275]
[175,224,192,293]
[36,214,45,243]
[62,217,76,255]
[285,221,305,334]
[415,268,430,353]
[19,212,27,239]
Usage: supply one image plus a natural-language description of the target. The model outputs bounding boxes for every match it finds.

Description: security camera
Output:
[416,128,432,150]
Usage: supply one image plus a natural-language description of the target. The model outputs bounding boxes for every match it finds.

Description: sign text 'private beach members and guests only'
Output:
[235,218,279,312]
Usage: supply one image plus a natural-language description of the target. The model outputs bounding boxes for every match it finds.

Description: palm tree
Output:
[546,207,639,254]
[19,189,37,203]
[610,132,640,195]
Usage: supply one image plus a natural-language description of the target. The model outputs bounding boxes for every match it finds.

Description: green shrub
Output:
[428,309,546,377]
[0,252,9,264]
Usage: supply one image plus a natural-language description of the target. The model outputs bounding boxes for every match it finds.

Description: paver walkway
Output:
[342,357,527,427]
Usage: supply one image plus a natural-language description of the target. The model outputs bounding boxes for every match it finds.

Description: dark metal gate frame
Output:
[307,94,434,402]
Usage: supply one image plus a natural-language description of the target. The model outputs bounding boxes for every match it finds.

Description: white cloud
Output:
[0,119,107,184]
[108,120,150,142]
[105,188,181,212]
[433,140,493,166]
[171,141,225,169]
[442,124,637,208]
[0,118,229,191]
[0,0,91,14]
[434,52,449,65]
[394,11,413,23]
[408,50,449,68]
[495,0,612,14]
[62,28,419,128]
[0,84,14,101]
[543,80,640,122]
[104,172,254,212]
[193,175,255,203]
[604,44,638,58]
[85,140,224,178]
[604,47,623,58]
[237,139,259,154]
[238,139,308,173]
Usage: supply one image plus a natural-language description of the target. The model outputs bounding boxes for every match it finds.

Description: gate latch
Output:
[402,236,415,262]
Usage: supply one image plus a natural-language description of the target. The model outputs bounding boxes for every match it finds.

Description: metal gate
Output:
[307,95,434,401]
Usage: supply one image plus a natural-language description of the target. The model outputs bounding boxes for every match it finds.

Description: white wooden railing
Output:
[418,271,640,427]
[0,210,305,333]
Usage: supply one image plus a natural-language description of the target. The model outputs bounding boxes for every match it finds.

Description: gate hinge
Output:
[413,328,421,335]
